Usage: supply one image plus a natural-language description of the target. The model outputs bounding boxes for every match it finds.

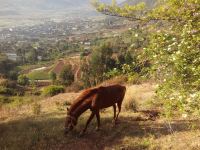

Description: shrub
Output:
[17,75,29,86]
[32,103,41,115]
[0,96,11,105]
[0,86,14,95]
[0,79,16,88]
[49,72,57,83]
[59,65,74,86]
[42,85,65,96]
[127,73,141,84]
[124,97,138,112]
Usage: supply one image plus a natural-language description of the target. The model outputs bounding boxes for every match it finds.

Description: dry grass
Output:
[1,83,200,150]
[123,83,156,111]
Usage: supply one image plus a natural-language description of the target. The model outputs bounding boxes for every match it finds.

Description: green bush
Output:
[42,85,65,96]
[59,65,74,86]
[49,72,57,83]
[0,86,14,95]
[17,75,29,86]
[0,96,11,105]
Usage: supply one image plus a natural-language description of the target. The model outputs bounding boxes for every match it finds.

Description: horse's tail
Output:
[69,87,99,113]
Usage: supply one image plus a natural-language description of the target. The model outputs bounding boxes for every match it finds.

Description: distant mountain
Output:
[0,0,91,12]
[0,0,126,27]
[121,0,157,8]
[0,0,125,13]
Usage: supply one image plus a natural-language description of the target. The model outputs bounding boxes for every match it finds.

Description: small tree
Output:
[49,72,57,83]
[59,65,74,86]
[26,49,38,63]
[17,75,29,86]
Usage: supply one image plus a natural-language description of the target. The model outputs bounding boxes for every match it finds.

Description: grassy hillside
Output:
[1,83,200,150]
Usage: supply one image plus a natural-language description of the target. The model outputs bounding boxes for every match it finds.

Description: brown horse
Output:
[64,84,126,135]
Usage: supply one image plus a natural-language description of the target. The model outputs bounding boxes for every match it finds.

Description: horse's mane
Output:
[68,87,99,114]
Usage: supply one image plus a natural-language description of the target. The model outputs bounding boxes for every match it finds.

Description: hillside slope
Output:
[1,83,200,150]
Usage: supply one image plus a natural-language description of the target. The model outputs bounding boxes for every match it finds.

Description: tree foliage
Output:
[93,0,200,117]
[59,65,74,86]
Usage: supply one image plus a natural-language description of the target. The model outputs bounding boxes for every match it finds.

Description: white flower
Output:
[182,114,187,118]
[172,56,176,61]
[190,93,196,98]
[178,95,183,99]
[186,98,192,103]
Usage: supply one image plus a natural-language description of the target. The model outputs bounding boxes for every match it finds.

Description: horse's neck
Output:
[71,101,90,119]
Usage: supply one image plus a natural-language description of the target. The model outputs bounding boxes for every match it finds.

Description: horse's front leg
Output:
[81,111,95,135]
[95,110,101,131]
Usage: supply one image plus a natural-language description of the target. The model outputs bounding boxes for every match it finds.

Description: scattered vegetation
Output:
[42,85,65,97]
[0,0,199,149]
[59,65,74,86]
[17,75,29,86]
[32,103,41,115]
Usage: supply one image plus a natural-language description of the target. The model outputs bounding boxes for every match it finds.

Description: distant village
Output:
[0,16,131,61]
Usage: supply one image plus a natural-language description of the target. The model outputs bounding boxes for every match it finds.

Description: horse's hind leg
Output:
[113,104,116,124]
[115,101,122,123]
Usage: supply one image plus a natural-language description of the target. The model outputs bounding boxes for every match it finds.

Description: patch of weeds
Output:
[63,101,71,106]
[42,85,65,97]
[188,122,199,130]
[55,101,64,111]
[32,103,41,115]
[124,97,138,112]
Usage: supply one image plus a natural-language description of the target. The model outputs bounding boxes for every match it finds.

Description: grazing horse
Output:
[64,84,126,135]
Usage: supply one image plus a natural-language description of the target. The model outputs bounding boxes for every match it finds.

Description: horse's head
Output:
[64,108,77,134]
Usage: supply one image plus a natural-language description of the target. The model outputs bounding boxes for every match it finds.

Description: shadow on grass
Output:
[0,112,200,150]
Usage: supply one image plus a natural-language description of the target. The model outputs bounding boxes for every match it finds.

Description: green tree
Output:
[93,0,200,117]
[81,42,116,86]
[0,54,18,79]
[59,65,74,86]
[49,72,57,83]
[26,49,38,63]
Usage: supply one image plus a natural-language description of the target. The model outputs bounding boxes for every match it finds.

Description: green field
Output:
[27,70,50,80]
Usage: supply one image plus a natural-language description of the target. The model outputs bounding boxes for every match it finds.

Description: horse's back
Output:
[92,84,126,108]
